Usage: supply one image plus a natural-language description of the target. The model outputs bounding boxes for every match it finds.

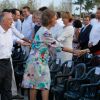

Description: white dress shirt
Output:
[14,19,22,32]
[57,18,64,27]
[90,18,97,26]
[50,21,63,39]
[22,15,33,40]
[11,23,24,42]
[0,26,13,59]
[89,20,100,45]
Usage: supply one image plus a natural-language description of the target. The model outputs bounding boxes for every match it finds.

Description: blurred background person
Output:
[11,8,22,32]
[89,7,100,55]
[90,13,97,26]
[32,10,42,39]
[22,6,33,40]
[78,15,92,50]
[72,19,82,49]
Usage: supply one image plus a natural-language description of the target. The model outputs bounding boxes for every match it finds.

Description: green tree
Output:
[17,0,27,9]
[93,0,100,7]
[0,0,14,11]
[74,0,84,17]
[17,0,37,11]
[27,0,37,10]
[84,0,94,13]
[48,1,55,11]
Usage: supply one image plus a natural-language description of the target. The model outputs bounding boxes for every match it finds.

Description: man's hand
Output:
[20,41,31,46]
[73,50,82,57]
[22,38,31,43]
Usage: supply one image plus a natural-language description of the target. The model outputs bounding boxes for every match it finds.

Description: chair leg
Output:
[28,89,30,100]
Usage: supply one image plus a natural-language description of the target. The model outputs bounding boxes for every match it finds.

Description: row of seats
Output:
[12,43,100,100]
[50,54,100,100]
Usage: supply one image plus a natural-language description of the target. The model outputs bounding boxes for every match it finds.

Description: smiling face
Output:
[14,10,20,20]
[62,17,69,25]
[3,13,13,29]
[22,8,30,18]
[32,11,42,25]
[61,12,73,26]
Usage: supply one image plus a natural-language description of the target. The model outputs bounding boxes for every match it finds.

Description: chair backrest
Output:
[61,60,74,76]
[74,63,86,79]
[49,58,61,72]
[81,68,100,99]
[12,43,27,61]
[86,66,100,83]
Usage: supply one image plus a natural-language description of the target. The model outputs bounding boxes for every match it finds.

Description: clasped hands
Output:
[73,49,90,57]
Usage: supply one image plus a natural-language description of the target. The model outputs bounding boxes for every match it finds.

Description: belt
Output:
[0,58,10,61]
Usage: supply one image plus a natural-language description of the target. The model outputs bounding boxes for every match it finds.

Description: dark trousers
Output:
[0,59,12,100]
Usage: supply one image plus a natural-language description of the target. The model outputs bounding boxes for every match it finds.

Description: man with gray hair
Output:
[0,12,13,100]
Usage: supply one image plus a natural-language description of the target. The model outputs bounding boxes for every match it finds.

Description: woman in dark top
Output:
[72,19,82,49]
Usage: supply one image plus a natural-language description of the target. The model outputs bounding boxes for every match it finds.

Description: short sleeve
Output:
[43,31,63,48]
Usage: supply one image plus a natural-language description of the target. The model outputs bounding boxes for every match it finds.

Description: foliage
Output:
[93,0,100,7]
[74,0,100,14]
[84,0,94,13]
[0,0,37,12]
[27,0,37,10]
[48,1,55,10]
[0,0,15,11]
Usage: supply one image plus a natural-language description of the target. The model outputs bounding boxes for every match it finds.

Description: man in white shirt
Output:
[0,12,14,100]
[90,14,97,26]
[11,8,22,32]
[21,6,34,57]
[0,11,30,100]
[89,7,100,47]
[22,6,34,40]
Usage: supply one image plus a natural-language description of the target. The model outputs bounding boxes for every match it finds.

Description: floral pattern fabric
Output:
[22,27,62,90]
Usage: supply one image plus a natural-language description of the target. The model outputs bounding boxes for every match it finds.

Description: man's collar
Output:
[0,25,6,33]
[84,23,90,27]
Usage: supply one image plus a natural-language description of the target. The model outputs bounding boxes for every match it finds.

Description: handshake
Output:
[73,49,90,57]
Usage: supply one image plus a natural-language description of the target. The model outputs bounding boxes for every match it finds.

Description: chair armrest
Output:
[80,82,100,97]
[54,74,71,85]
[66,78,90,91]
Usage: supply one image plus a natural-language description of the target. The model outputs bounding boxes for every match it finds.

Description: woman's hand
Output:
[21,41,31,46]
[73,49,90,57]
[73,50,82,57]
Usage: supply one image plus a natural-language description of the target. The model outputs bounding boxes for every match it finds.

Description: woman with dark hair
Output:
[73,19,82,28]
[72,19,82,49]
[22,9,80,100]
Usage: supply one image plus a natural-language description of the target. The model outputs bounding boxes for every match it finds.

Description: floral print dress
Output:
[22,26,62,90]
